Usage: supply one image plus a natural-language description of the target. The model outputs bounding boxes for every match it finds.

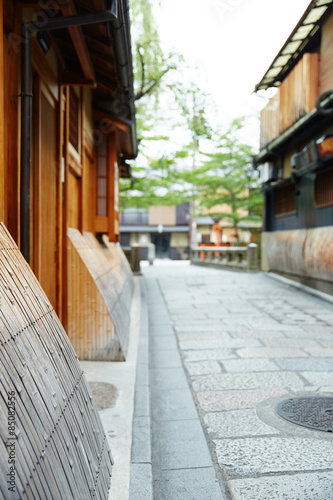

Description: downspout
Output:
[108,0,138,158]
[20,1,118,263]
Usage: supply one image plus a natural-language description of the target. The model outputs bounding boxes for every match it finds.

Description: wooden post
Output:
[0,0,6,224]
[247,243,258,270]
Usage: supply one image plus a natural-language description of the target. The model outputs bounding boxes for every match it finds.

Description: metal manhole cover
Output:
[275,397,333,432]
[88,382,118,411]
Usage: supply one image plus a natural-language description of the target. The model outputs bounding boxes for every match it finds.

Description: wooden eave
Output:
[256,0,333,91]
[22,0,137,158]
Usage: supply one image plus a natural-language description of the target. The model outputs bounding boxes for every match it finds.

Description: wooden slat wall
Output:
[67,229,134,360]
[279,53,319,134]
[260,92,280,148]
[320,11,333,93]
[0,223,112,499]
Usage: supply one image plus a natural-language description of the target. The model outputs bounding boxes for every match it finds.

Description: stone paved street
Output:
[140,261,333,500]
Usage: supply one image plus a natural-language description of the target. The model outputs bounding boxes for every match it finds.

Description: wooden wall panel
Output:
[67,229,134,360]
[278,53,319,134]
[33,81,58,311]
[0,223,112,498]
[320,11,333,93]
[260,92,279,148]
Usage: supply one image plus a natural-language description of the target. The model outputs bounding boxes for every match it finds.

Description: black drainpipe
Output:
[20,0,118,263]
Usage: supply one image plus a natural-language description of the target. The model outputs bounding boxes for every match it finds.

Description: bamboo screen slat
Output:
[67,229,134,361]
[0,223,113,499]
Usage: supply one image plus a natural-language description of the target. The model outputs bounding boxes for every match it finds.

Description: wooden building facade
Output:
[1,0,137,359]
[254,0,333,292]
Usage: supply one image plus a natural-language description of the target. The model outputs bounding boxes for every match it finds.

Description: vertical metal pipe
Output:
[20,24,32,264]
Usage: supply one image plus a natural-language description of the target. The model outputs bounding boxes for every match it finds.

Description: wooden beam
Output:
[93,109,129,133]
[61,1,96,85]
[61,71,96,87]
[0,0,6,224]
[95,78,118,94]
[19,0,70,5]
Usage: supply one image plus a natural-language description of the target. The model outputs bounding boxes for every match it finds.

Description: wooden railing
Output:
[191,244,258,271]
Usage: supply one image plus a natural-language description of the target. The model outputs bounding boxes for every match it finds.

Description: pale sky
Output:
[155,0,312,148]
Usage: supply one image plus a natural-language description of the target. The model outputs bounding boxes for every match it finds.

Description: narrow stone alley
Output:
[130,261,333,500]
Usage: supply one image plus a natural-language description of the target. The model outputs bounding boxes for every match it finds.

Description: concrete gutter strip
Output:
[129,278,153,500]
[80,276,141,500]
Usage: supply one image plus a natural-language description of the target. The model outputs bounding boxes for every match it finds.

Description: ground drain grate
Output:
[275,397,333,432]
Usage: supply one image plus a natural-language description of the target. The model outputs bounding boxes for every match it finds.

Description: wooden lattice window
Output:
[315,168,333,208]
[69,87,80,153]
[97,138,108,216]
[274,182,296,216]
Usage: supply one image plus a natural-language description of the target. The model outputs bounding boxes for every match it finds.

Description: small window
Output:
[315,167,333,208]
[97,138,108,217]
[274,182,296,216]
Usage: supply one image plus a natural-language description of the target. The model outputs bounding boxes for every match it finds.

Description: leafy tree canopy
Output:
[121,0,262,236]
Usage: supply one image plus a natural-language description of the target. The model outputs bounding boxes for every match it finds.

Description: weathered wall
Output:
[0,223,112,499]
[266,226,333,282]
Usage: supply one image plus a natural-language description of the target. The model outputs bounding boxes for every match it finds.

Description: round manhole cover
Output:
[275,397,333,432]
[88,382,118,411]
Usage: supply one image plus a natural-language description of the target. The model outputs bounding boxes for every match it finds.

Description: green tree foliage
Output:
[122,0,262,238]
[190,119,263,240]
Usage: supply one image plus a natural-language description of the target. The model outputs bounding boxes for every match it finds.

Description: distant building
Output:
[254,0,333,293]
[120,203,190,259]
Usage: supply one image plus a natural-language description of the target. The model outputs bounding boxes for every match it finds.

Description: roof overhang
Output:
[255,0,333,91]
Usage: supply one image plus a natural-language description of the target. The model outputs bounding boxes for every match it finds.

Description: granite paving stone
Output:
[183,348,237,362]
[179,338,262,350]
[174,325,228,333]
[276,358,333,371]
[214,437,333,477]
[184,360,222,375]
[204,409,276,437]
[229,472,333,500]
[196,388,288,411]
[236,347,308,358]
[303,347,333,357]
[261,338,322,349]
[177,331,231,341]
[300,371,333,386]
[192,371,304,392]
[221,358,278,373]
